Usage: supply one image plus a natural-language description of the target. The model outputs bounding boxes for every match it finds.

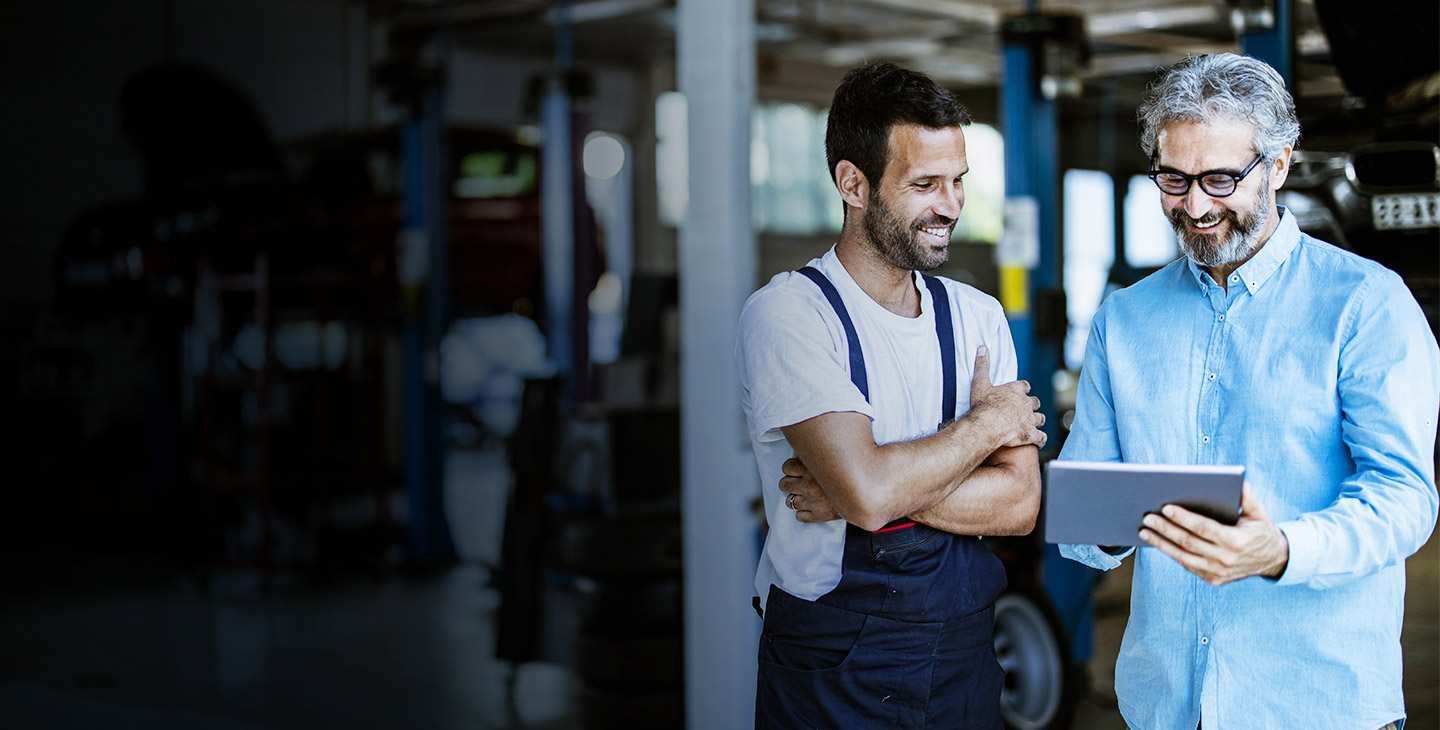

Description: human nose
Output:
[1182,182,1214,218]
[935,182,964,220]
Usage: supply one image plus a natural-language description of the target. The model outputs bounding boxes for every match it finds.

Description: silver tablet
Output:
[1043,461,1245,547]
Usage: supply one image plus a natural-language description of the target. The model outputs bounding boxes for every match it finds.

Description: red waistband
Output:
[872,521,916,534]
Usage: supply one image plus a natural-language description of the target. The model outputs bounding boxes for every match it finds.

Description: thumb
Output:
[1238,481,1267,522]
[972,345,992,387]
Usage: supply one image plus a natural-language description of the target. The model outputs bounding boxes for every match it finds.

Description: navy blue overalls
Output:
[755,266,1007,730]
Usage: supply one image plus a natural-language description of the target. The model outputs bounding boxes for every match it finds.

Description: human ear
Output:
[1268,145,1293,192]
[834,160,869,210]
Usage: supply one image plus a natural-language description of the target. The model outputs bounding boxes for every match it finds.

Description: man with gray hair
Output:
[1060,53,1439,729]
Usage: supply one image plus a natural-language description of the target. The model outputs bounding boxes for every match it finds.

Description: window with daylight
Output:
[1063,169,1115,369]
[1124,174,1180,268]
[657,93,1005,243]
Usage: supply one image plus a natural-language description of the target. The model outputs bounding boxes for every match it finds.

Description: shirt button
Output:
[1202,436,1211,444]
[1200,636,1209,645]
[1217,314,1225,322]
[1207,373,1216,381]
[1230,275,1239,283]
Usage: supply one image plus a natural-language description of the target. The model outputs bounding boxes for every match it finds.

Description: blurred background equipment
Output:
[1,1,1434,729]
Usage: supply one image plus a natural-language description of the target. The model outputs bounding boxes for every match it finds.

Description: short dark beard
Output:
[1169,174,1271,268]
[862,187,951,271]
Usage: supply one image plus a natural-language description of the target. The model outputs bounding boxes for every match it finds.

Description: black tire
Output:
[993,586,1081,730]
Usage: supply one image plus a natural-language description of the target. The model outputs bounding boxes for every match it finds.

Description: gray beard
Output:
[1171,181,1271,269]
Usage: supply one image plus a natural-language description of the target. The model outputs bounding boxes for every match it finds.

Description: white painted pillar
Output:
[677,0,759,727]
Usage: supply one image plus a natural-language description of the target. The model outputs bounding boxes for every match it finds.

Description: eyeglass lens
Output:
[1153,173,1239,196]
[1150,155,1262,197]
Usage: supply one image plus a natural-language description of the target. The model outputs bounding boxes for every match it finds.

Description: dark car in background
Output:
[1283,1,1440,334]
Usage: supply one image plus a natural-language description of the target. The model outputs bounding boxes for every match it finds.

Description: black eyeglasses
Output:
[1148,154,1263,197]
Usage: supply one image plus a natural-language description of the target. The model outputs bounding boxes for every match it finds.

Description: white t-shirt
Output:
[736,246,1018,611]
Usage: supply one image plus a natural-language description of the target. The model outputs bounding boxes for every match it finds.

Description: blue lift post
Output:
[542,0,578,412]
[1000,41,1059,446]
[400,46,456,567]
[1001,7,1100,666]
[1239,0,1293,85]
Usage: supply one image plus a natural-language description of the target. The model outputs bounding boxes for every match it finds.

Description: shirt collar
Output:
[1186,205,1300,295]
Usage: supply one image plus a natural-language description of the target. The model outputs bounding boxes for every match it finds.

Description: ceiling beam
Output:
[847,0,1002,28]
[1098,30,1234,54]
[382,0,667,31]
[913,52,1000,86]
[545,0,669,25]
[1084,50,1192,77]
[1084,4,1225,37]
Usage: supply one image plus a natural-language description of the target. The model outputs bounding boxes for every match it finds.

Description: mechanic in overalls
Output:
[736,62,1047,729]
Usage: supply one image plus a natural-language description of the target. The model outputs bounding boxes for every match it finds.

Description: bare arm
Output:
[779,347,1045,532]
[782,444,1040,536]
[907,445,1040,536]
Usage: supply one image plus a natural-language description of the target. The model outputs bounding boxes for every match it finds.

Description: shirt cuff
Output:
[1060,543,1132,571]
[1273,519,1319,586]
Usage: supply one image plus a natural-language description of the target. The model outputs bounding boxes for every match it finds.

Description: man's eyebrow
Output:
[909,167,969,181]
[1152,161,1245,174]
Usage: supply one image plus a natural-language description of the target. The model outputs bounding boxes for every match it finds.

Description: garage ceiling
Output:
[380,0,1343,101]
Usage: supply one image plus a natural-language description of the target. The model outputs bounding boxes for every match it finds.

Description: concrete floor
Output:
[1,534,1434,730]
[0,560,580,730]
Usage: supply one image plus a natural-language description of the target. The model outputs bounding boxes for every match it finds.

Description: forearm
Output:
[908,446,1041,536]
[782,410,1010,532]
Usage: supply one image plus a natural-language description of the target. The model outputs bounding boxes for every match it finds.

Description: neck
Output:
[836,228,921,317]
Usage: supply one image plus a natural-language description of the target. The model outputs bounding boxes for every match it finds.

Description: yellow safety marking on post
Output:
[1000,265,1030,315]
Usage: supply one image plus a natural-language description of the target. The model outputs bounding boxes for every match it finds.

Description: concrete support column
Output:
[677,0,760,727]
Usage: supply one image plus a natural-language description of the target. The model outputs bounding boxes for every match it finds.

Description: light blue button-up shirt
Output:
[1060,209,1440,730]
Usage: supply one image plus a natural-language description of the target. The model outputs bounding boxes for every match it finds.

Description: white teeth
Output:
[1193,218,1220,230]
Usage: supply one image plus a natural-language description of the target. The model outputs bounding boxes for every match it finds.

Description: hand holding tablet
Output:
[1043,461,1244,547]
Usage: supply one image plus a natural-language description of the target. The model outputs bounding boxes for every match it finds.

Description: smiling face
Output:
[1155,118,1288,271]
[861,124,967,272]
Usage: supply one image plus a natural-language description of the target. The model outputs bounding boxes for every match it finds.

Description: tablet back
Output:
[1043,461,1244,546]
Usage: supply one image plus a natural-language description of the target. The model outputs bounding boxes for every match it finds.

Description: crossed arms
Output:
[779,346,1045,535]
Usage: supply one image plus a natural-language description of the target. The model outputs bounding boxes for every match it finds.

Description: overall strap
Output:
[796,266,869,401]
[794,266,958,537]
[921,274,958,425]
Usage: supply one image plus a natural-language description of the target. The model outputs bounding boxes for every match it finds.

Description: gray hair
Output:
[1137,53,1300,162]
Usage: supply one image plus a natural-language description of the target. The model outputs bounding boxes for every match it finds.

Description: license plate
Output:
[1372,193,1440,230]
